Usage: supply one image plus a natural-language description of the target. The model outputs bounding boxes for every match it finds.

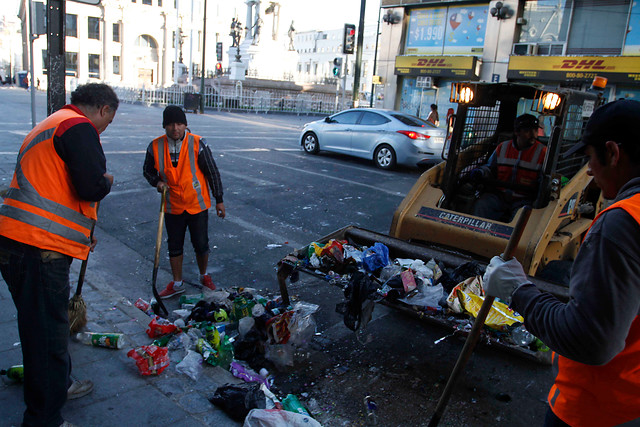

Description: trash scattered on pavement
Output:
[76,332,125,349]
[1,365,24,382]
[127,345,170,375]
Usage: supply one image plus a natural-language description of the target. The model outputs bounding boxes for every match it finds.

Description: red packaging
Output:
[127,345,169,375]
[134,298,151,313]
[146,316,179,338]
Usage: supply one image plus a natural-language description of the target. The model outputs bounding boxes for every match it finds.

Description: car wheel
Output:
[374,144,396,170]
[303,132,319,154]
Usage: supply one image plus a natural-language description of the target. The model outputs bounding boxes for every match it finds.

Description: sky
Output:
[3,0,381,32]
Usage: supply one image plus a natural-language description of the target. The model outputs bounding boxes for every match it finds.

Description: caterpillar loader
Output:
[276,82,605,361]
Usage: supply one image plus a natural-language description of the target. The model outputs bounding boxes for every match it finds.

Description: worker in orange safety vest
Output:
[0,83,118,426]
[483,99,640,427]
[470,113,547,222]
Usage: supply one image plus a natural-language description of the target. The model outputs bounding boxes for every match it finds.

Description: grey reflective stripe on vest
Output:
[0,200,91,247]
[497,141,545,170]
[155,137,171,208]
[2,126,94,245]
[549,352,560,407]
[187,135,206,211]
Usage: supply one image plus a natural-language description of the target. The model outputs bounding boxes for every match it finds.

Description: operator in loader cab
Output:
[470,114,547,221]
[143,105,225,298]
[484,99,640,426]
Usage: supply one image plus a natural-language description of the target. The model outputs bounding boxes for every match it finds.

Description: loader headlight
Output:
[450,83,475,104]
[534,90,563,115]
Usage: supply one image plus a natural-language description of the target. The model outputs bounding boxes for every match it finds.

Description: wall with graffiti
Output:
[404,3,489,55]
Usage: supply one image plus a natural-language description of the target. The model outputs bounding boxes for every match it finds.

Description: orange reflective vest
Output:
[151,133,211,215]
[0,108,99,260]
[548,193,640,426]
[495,140,546,196]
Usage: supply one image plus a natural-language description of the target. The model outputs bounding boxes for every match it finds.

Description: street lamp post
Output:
[199,0,207,113]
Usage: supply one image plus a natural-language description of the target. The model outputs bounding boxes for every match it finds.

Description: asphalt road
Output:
[0,86,553,426]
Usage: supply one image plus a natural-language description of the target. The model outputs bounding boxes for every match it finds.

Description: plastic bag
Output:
[243,408,322,427]
[127,345,169,376]
[230,360,270,389]
[265,343,294,368]
[146,316,179,338]
[209,383,266,422]
[362,242,390,273]
[399,283,444,309]
[288,302,319,347]
[175,350,203,381]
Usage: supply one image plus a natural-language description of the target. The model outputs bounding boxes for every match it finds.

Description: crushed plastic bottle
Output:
[510,325,535,346]
[364,395,378,425]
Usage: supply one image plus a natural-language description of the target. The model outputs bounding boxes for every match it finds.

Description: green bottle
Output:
[1,365,24,382]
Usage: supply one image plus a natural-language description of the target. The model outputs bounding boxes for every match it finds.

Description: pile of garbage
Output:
[283,239,549,354]
[125,287,323,424]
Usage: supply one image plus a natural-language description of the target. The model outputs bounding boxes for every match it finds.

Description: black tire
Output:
[302,132,319,154]
[374,144,396,170]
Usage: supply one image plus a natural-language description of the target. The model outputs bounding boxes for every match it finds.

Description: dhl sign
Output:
[508,56,640,84]
[394,55,478,79]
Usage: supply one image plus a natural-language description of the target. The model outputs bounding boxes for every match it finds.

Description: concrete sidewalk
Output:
[0,259,243,426]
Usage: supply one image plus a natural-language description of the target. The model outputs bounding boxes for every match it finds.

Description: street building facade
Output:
[377,0,640,124]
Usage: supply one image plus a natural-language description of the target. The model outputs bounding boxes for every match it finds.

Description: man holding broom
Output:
[483,99,640,426]
[0,83,118,427]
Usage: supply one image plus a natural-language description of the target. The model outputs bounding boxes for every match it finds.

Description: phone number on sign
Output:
[565,72,597,79]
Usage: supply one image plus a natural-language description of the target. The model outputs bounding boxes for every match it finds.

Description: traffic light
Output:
[332,57,343,77]
[343,24,356,54]
[215,62,223,77]
[216,42,223,62]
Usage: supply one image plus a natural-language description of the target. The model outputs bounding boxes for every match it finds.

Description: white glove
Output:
[483,256,529,303]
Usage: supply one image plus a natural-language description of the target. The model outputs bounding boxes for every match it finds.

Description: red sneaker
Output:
[201,274,216,291]
[158,281,185,299]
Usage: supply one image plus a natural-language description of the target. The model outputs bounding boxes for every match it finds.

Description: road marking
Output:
[224,215,303,249]
[223,151,407,197]
[8,131,28,136]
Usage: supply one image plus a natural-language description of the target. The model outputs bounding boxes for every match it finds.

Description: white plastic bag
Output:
[175,350,203,381]
[243,408,323,427]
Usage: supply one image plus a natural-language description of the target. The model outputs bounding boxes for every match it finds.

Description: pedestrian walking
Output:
[143,105,225,298]
[427,104,439,126]
[483,99,640,427]
[0,83,118,427]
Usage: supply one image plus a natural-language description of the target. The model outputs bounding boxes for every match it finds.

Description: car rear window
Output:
[360,112,390,125]
[391,113,434,128]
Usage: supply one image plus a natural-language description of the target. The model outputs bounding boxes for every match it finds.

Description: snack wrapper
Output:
[127,345,169,375]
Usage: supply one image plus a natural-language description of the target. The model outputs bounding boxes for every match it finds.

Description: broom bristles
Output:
[68,294,87,334]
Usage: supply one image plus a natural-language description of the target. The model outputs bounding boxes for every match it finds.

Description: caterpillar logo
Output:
[556,59,610,70]
[415,58,447,67]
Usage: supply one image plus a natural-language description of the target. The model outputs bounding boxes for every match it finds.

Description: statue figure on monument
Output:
[288,21,296,51]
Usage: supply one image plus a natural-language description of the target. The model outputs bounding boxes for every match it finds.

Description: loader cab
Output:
[389,81,605,279]
[439,82,600,217]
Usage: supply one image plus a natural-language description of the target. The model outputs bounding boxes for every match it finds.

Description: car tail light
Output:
[397,130,431,140]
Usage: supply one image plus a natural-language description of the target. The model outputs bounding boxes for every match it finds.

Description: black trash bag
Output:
[209,383,265,421]
[437,261,485,293]
[341,271,379,331]
[233,328,269,371]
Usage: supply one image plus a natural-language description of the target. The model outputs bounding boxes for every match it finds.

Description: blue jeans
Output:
[0,237,72,427]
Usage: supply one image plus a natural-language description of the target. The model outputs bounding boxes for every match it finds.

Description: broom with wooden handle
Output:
[69,203,99,334]
[429,206,532,427]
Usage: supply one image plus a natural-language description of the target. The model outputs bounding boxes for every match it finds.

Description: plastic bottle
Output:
[282,394,310,416]
[77,332,125,349]
[364,395,378,425]
[0,365,24,382]
[510,325,535,346]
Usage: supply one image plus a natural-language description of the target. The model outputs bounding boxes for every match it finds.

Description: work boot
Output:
[158,281,185,299]
[201,274,216,291]
[67,379,93,400]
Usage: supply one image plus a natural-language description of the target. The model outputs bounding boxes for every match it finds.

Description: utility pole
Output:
[46,0,65,115]
[28,0,37,127]
[352,0,366,107]
[199,0,207,113]
[370,4,381,108]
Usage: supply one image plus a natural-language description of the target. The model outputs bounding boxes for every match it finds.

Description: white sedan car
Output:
[300,108,446,169]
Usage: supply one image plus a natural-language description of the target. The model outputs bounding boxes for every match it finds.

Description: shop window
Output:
[520,0,571,44]
[142,0,151,4]
[113,56,120,75]
[566,0,629,55]
[88,54,100,79]
[65,14,77,38]
[88,17,100,40]
[113,23,120,43]
[66,52,78,77]
[41,50,48,74]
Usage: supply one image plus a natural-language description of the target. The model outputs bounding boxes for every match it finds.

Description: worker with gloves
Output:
[483,99,640,427]
[470,114,547,221]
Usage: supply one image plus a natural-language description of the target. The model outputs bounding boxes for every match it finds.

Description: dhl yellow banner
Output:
[508,56,640,84]
[394,55,478,79]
